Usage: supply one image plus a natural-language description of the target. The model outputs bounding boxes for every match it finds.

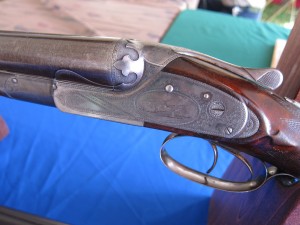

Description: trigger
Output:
[206,143,218,174]
[244,68,283,90]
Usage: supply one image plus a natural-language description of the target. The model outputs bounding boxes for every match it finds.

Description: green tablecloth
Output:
[162,10,290,68]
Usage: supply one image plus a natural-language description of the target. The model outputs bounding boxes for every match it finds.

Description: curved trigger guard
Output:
[160,133,297,192]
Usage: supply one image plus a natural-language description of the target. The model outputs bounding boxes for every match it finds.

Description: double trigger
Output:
[160,133,299,192]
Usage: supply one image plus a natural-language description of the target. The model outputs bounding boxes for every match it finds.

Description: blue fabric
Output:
[0,10,289,225]
[0,98,229,225]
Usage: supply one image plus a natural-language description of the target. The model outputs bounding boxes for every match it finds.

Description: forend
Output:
[0,31,299,178]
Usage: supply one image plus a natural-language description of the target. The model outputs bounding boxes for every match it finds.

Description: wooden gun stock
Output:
[162,57,300,177]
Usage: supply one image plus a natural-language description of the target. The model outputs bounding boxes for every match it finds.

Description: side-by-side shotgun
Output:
[0,31,299,192]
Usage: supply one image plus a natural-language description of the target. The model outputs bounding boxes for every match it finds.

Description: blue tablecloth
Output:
[0,10,289,225]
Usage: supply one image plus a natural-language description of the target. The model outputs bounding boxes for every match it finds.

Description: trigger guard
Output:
[160,133,267,192]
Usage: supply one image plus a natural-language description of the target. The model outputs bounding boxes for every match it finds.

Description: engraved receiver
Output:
[0,31,299,192]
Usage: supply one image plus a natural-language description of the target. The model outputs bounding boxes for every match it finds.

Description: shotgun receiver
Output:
[0,31,299,192]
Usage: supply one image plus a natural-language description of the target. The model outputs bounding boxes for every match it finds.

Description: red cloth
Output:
[0,116,8,140]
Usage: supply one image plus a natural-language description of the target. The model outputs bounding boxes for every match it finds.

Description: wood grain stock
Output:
[162,57,300,177]
[208,14,300,225]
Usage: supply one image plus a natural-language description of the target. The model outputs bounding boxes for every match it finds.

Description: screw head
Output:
[204,93,210,99]
[225,127,233,135]
[202,92,211,100]
[165,84,174,93]
[209,102,225,117]
[12,78,18,83]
